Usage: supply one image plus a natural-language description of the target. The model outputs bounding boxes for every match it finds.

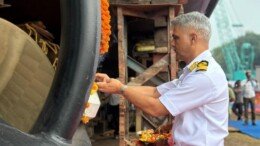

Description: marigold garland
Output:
[100,0,111,54]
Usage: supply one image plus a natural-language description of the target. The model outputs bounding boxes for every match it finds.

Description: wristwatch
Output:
[119,85,128,94]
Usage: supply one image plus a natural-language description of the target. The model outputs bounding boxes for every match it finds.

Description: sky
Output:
[209,0,260,49]
[232,0,260,34]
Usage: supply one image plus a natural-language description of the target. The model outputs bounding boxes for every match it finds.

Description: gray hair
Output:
[171,11,211,41]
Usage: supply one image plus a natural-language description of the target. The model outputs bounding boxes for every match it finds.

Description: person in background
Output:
[107,93,120,139]
[228,83,235,119]
[232,80,243,121]
[242,71,258,126]
[96,12,229,146]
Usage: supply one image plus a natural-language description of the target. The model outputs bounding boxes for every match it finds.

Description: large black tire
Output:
[0,0,100,145]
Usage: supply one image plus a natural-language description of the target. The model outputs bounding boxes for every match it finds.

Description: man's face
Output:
[171,26,192,62]
[246,72,251,79]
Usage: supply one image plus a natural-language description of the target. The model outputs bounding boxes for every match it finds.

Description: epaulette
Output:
[188,60,209,72]
[196,60,208,72]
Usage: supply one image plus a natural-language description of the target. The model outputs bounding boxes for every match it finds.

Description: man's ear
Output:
[190,33,197,44]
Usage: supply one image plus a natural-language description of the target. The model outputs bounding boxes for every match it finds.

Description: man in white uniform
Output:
[96,12,229,146]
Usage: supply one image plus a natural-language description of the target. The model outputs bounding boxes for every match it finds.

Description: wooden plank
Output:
[122,6,169,20]
[151,0,178,4]
[128,54,169,86]
[124,18,131,142]
[168,6,178,80]
[177,4,184,16]
[170,49,178,79]
[151,9,169,18]
[111,0,151,4]
[153,54,168,72]
[151,0,187,4]
[111,4,181,19]
[127,56,165,85]
[122,8,151,19]
[128,54,168,132]
[154,27,168,47]
[110,3,181,13]
[154,16,167,27]
[142,113,158,128]
[135,109,142,133]
[117,7,127,146]
[124,138,136,146]
[110,3,181,6]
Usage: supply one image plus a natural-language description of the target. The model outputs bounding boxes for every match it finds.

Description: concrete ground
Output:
[225,132,260,146]
[224,114,260,146]
[92,135,119,146]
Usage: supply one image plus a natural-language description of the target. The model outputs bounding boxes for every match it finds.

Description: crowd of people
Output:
[229,71,258,126]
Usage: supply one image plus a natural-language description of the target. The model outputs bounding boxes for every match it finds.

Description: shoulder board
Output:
[189,61,198,72]
[196,60,208,72]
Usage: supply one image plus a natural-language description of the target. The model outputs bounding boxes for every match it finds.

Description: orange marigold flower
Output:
[100,0,111,54]
[85,102,90,108]
[90,82,98,94]
[81,116,90,124]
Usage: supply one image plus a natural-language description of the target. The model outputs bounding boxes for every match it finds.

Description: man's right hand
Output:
[95,73,124,94]
[95,73,111,83]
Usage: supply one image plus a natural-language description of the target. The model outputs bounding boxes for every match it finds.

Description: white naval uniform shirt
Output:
[157,50,229,146]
